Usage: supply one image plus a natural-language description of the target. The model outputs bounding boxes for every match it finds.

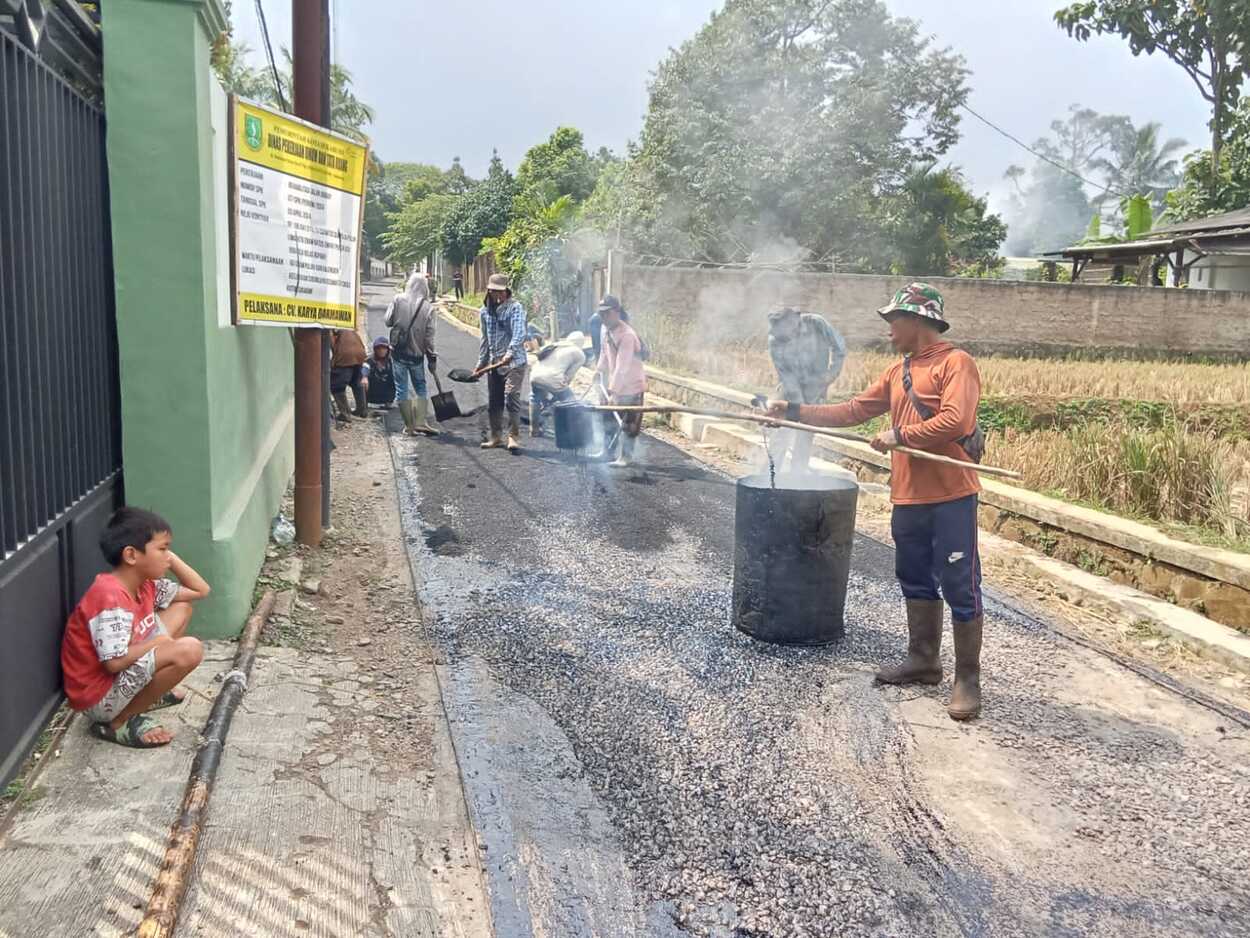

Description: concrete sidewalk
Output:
[0,325,489,936]
[0,642,234,937]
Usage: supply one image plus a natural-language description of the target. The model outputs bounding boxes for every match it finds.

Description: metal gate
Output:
[0,9,121,788]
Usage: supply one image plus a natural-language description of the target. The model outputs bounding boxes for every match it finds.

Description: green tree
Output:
[1165,98,1250,219]
[1055,1,1250,171]
[514,127,598,204]
[886,166,1007,276]
[274,50,375,144]
[363,183,399,260]
[398,164,454,203]
[616,0,969,267]
[1091,121,1188,213]
[211,38,275,100]
[482,193,578,291]
[445,157,473,195]
[439,152,516,265]
[383,193,456,267]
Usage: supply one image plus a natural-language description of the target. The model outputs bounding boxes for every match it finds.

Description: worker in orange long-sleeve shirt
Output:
[768,282,986,721]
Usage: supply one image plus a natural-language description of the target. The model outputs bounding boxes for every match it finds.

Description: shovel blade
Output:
[431,392,462,421]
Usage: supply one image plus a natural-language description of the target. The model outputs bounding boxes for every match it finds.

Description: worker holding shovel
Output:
[477,273,529,452]
[767,282,985,721]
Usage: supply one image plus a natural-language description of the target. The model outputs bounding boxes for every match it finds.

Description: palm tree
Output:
[1093,122,1188,214]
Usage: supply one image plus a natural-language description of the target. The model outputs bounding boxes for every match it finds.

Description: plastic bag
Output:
[271,514,295,547]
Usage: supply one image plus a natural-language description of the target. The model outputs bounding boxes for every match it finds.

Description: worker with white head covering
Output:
[528,331,588,437]
[384,273,438,436]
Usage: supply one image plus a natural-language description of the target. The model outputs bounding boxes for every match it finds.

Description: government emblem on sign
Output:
[244,114,263,151]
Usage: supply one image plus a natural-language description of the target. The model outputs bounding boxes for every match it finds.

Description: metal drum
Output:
[732,473,859,645]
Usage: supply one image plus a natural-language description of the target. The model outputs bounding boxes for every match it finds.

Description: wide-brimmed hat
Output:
[877,282,949,333]
[486,273,511,292]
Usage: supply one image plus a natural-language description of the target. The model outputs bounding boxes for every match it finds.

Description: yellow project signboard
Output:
[231,98,369,329]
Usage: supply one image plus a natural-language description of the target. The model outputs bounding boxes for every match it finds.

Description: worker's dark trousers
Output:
[891,494,983,622]
[484,365,526,438]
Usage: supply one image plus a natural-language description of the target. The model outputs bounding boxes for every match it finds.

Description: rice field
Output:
[633,310,1250,550]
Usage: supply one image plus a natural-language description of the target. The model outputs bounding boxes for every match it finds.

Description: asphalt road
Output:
[365,286,1250,938]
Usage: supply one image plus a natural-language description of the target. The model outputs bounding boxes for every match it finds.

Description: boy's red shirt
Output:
[61,573,166,710]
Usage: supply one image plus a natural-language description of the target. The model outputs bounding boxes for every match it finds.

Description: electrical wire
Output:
[958,101,1131,200]
[254,0,287,112]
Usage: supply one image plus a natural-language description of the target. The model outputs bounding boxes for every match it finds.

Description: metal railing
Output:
[0,24,121,787]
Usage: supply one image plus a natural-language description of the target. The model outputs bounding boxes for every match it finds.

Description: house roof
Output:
[1041,237,1175,261]
[1151,207,1250,236]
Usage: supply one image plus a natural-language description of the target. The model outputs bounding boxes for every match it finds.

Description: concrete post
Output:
[103,0,295,637]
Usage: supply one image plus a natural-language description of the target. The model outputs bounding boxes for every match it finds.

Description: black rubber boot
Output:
[351,383,368,417]
[332,391,353,425]
[875,599,944,685]
[948,616,983,721]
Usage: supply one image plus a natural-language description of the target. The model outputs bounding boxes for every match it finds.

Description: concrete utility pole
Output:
[292,0,330,545]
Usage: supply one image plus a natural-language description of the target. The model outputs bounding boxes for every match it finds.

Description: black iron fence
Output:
[0,19,121,787]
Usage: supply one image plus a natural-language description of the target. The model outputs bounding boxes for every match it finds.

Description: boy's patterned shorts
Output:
[84,618,167,723]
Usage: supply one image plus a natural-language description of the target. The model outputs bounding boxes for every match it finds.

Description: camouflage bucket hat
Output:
[877,282,949,333]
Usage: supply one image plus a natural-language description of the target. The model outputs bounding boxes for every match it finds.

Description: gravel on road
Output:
[371,290,1250,938]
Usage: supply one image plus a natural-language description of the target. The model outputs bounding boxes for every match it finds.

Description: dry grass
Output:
[985,424,1250,541]
[638,311,1250,404]
[635,310,1250,548]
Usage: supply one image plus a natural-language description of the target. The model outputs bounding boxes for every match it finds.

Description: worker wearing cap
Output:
[768,282,985,721]
[596,295,646,468]
[362,336,396,410]
[478,272,529,452]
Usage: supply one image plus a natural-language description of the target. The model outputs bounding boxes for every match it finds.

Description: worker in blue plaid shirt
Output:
[477,273,530,452]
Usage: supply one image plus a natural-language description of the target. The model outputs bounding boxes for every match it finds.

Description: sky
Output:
[231,0,1211,205]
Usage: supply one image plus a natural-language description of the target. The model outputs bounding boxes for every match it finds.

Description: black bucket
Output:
[732,473,858,645]
[554,403,597,451]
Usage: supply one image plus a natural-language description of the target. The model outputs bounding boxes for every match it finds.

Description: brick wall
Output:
[618,264,1250,358]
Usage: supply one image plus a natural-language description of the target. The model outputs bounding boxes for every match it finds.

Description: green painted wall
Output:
[104,0,294,637]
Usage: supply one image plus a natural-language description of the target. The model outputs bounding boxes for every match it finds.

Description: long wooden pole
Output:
[582,404,1022,480]
[291,0,329,546]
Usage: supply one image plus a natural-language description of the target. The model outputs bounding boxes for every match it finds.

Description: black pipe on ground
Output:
[136,590,276,938]
[733,474,858,645]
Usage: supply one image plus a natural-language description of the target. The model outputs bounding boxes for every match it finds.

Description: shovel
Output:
[448,360,508,384]
[429,369,462,422]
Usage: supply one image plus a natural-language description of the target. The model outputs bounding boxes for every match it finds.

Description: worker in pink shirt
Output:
[596,295,646,468]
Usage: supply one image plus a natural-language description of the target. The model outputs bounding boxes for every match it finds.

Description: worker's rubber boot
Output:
[529,402,542,438]
[413,398,439,436]
[610,434,635,468]
[875,598,944,686]
[507,410,522,453]
[482,411,504,448]
[351,383,368,418]
[333,391,353,426]
[947,616,983,722]
[398,399,416,436]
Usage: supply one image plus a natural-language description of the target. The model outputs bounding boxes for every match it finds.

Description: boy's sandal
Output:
[90,714,170,749]
[147,688,187,712]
